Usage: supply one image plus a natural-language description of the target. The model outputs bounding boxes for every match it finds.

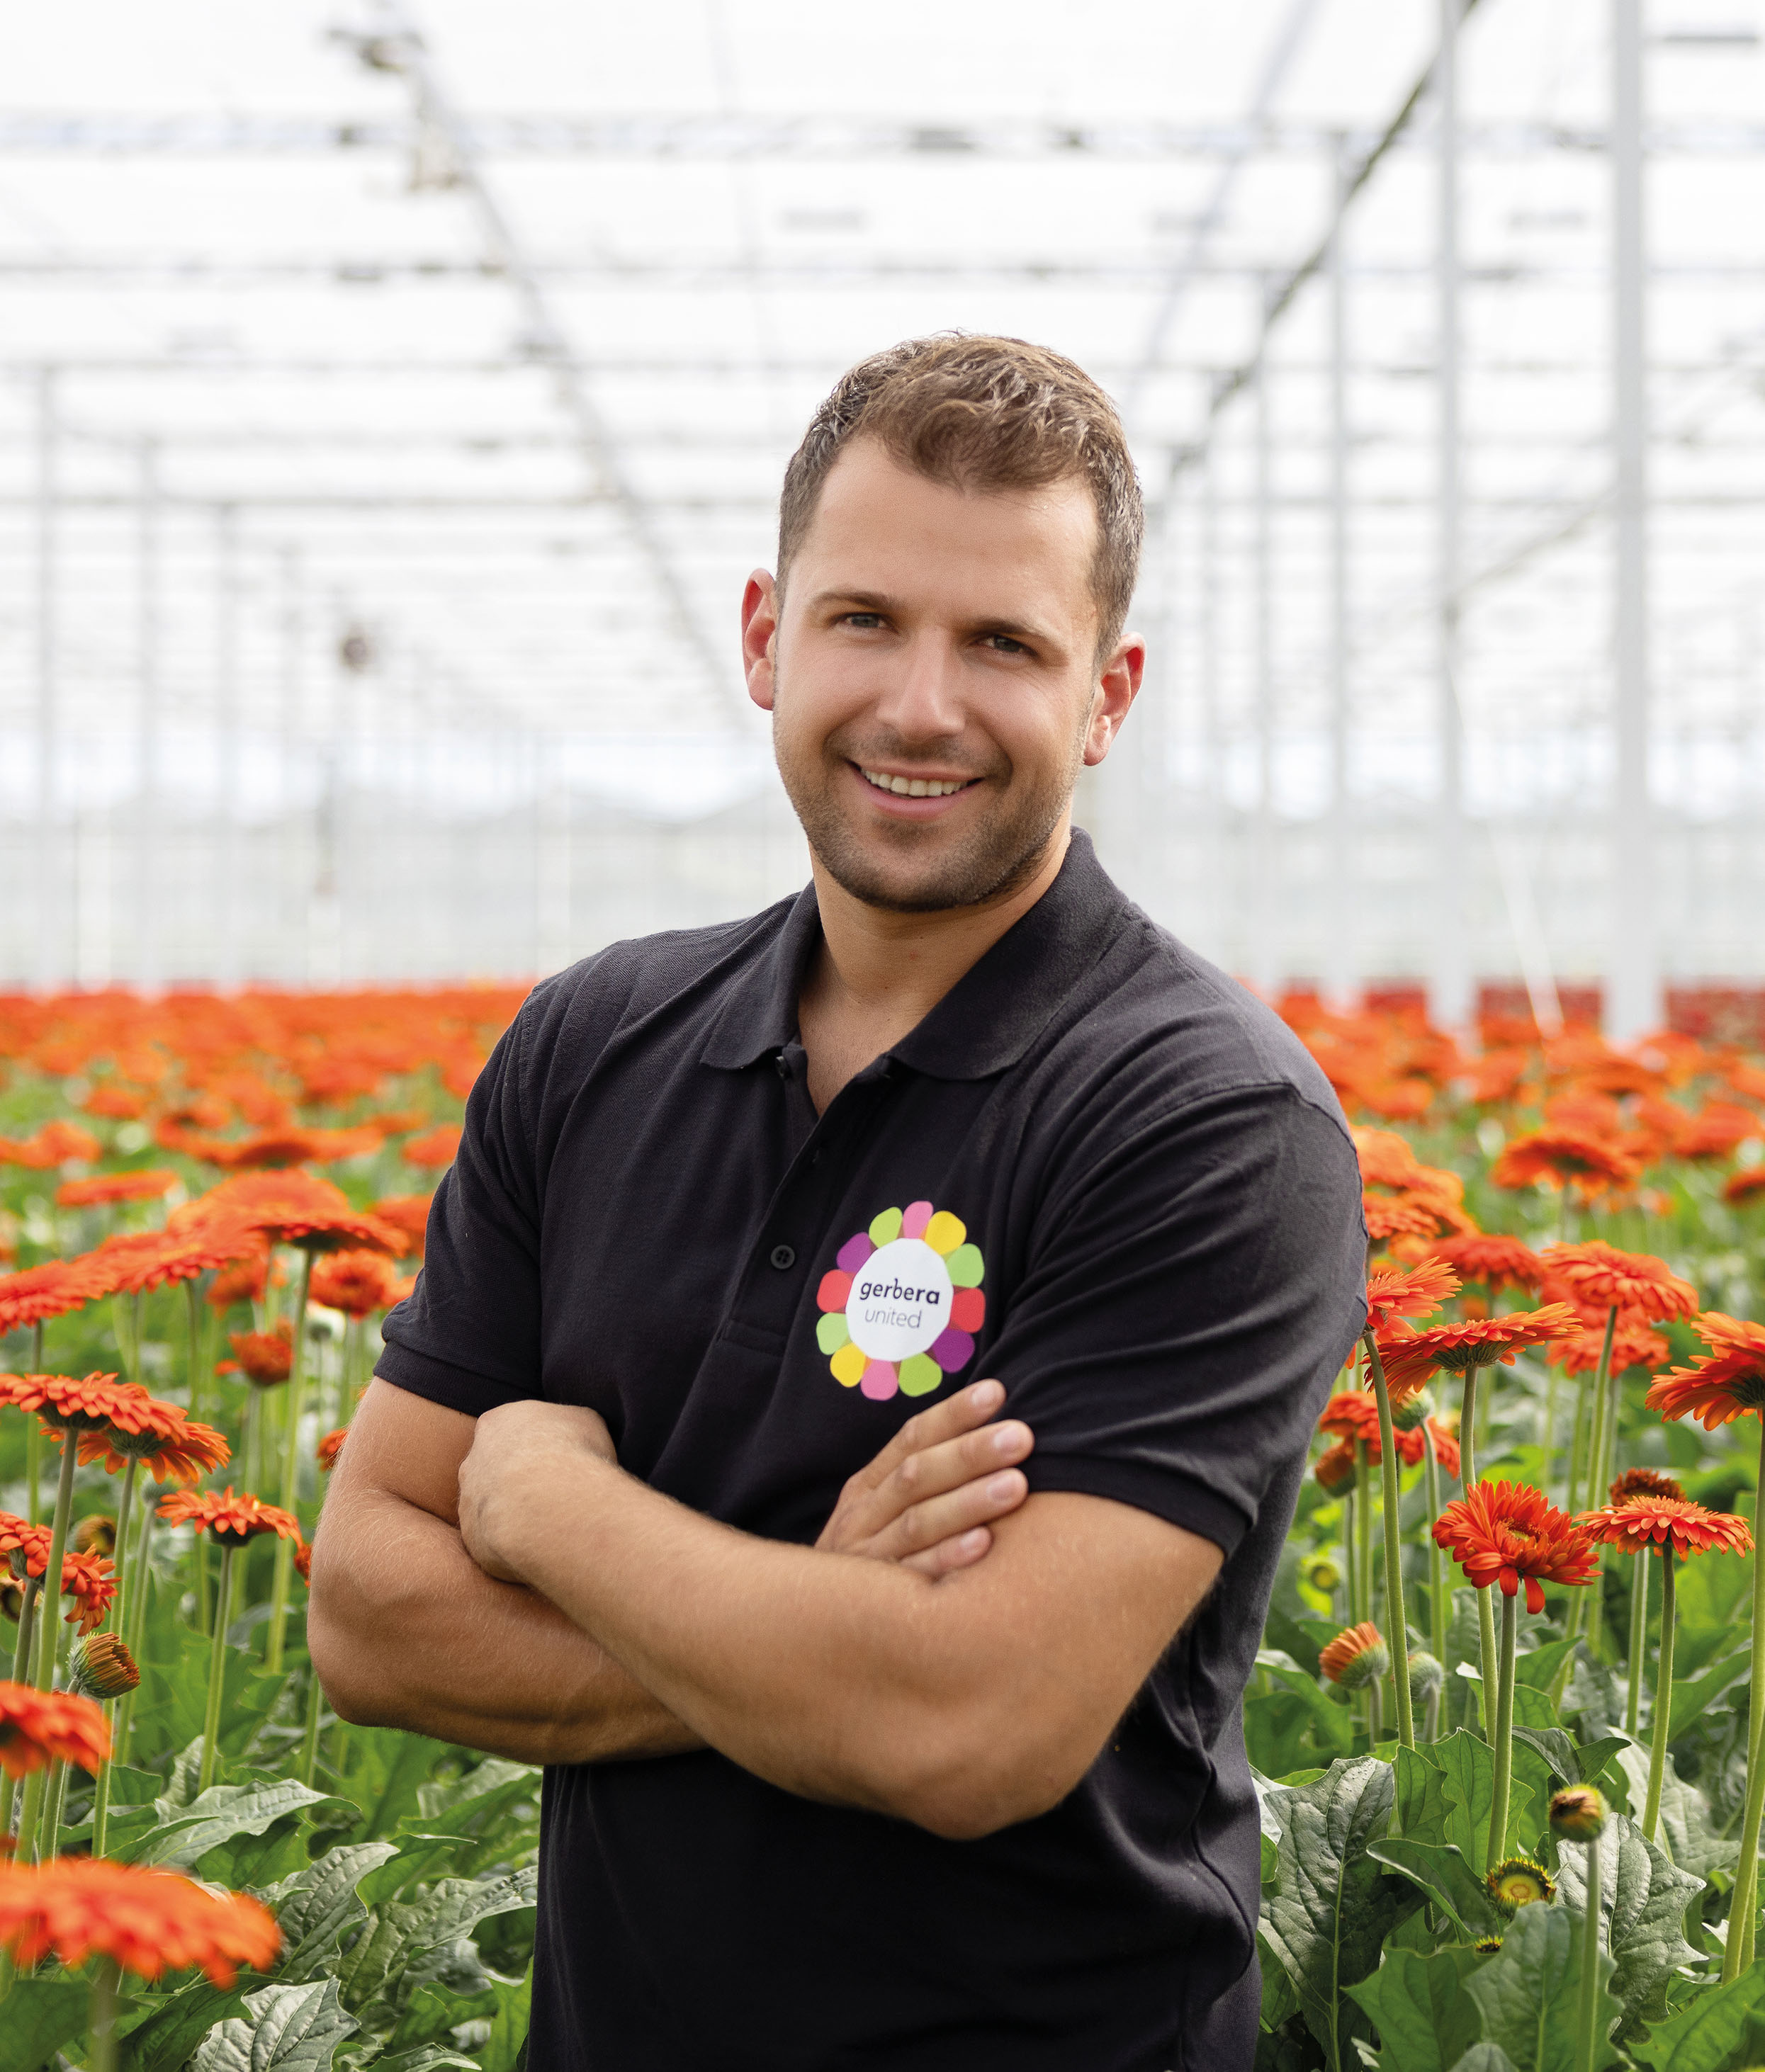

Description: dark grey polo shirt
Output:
[378,830,1366,2072]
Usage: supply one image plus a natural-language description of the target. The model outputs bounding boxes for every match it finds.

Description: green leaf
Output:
[1396,1745,1450,1845]
[0,1974,90,2072]
[1346,1945,1483,2072]
[124,1779,352,1872]
[1258,1931,1302,2031]
[1258,1756,1420,2072]
[339,1730,449,1842]
[1613,1745,1737,1884]
[1553,1813,1708,2041]
[1669,1647,1752,1745]
[1446,2049,1522,2072]
[118,1979,254,2072]
[1435,1729,1545,1869]
[1513,1641,1579,1692]
[1625,1959,1765,2071]
[261,1842,402,1986]
[136,1618,291,1770]
[477,1961,532,2072]
[190,1978,359,2072]
[1465,1901,1620,2072]
[335,1869,540,2033]
[1367,1837,1506,1942]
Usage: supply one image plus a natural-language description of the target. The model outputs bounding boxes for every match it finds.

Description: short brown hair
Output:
[777,334,1144,658]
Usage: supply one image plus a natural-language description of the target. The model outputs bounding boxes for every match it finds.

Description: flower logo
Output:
[816,1200,985,1402]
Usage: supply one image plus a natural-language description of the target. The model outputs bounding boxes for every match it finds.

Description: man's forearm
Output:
[308,1483,702,1766]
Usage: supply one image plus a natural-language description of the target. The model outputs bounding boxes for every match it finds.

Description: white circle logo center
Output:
[846,1238,954,1362]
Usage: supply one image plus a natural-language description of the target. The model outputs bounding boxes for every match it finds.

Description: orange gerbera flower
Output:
[1314,1439,1357,1492]
[317,1425,348,1471]
[55,1168,180,1208]
[309,1248,402,1318]
[1537,1240,1698,1323]
[1433,1480,1599,1614]
[1365,1199,1450,1243]
[1546,1315,1669,1378]
[55,1551,117,1634]
[1577,1495,1754,1562]
[1319,1621,1389,1687]
[0,1857,280,1983]
[0,1511,50,1579]
[157,1487,300,1546]
[1416,1416,1461,1481]
[368,1194,432,1259]
[1431,1233,1545,1294]
[1611,1467,1684,1502]
[1723,1170,1765,1208]
[81,1225,261,1298]
[0,1681,111,1777]
[1376,1305,1584,1399]
[227,1323,294,1387]
[205,1241,276,1311]
[1646,1313,1765,1429]
[173,1170,400,1257]
[0,1258,108,1335]
[402,1123,463,1170]
[1365,1256,1460,1331]
[0,1371,164,1437]
[1491,1128,1640,1200]
[293,1538,312,1583]
[1319,1391,1382,1444]
[75,1409,231,1486]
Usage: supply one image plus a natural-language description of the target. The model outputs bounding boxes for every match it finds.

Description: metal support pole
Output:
[215,504,240,987]
[1326,142,1353,1007]
[34,368,59,990]
[1609,0,1657,1039]
[137,442,161,991]
[1435,0,1471,1030]
[1251,333,1278,996]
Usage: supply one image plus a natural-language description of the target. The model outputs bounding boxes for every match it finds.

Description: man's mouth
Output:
[858,766,976,799]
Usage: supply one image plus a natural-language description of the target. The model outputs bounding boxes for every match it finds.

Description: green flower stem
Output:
[26,1319,43,1522]
[298,1660,324,1788]
[11,1575,40,1682]
[1574,1828,1603,2072]
[109,1456,138,1643]
[266,1250,314,1675]
[1461,1369,1499,1739]
[1542,1366,1560,1505]
[35,1430,78,1692]
[198,1542,237,1794]
[1642,1546,1676,1845]
[89,1955,121,2072]
[1343,1485,1360,1626]
[1365,1330,1414,1753]
[1565,1369,1591,1519]
[1572,1310,1620,1657]
[1487,1584,1518,1872]
[1353,1441,1373,1635]
[115,1498,159,1770]
[1625,1546,1649,1740]
[1423,1422,1448,1668]
[1724,1415,1765,1981]
[39,1756,69,1861]
[91,1715,114,1857]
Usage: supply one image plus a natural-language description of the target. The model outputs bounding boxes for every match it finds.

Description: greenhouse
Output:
[3,2,1765,2069]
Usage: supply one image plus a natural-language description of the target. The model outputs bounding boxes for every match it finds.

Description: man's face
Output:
[743,439,1139,915]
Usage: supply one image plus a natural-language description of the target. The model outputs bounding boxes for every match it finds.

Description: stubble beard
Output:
[773,681,1085,917]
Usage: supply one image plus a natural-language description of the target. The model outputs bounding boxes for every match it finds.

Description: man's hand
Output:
[816,1381,1032,1574]
[461,1381,1034,1584]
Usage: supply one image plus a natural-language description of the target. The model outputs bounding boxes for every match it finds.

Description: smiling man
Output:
[311,335,1367,2072]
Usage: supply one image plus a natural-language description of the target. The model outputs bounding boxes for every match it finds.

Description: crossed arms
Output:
[309,1377,1222,1840]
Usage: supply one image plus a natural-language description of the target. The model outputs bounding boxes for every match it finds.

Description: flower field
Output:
[3,985,1765,2070]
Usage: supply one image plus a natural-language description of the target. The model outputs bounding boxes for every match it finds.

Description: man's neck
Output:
[796,820,1072,1113]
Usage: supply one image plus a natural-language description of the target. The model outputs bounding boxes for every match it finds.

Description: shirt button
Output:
[769,1244,796,1271]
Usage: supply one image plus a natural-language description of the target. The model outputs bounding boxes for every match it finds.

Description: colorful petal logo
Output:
[816,1200,985,1402]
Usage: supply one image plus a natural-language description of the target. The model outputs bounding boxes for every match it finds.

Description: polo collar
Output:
[699,830,1130,1082]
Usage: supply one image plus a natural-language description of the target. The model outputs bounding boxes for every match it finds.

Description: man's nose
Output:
[874,631,965,743]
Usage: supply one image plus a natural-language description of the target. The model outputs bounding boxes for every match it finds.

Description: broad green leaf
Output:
[1626,1959,1765,2071]
[137,1617,291,1769]
[1446,2049,1522,2072]
[118,1979,252,2072]
[1513,1641,1579,1693]
[1263,1603,1325,1679]
[400,1759,539,1876]
[335,1868,540,2032]
[1396,1745,1450,1845]
[1368,1837,1506,1942]
[261,1841,401,1985]
[1346,1944,1482,2072]
[1614,1745,1737,1883]
[360,2049,480,2072]
[1258,1757,1420,2072]
[1246,1690,1349,1781]
[1553,1814,1708,2041]
[125,1779,351,1871]
[357,1834,468,1906]
[338,1729,447,1842]
[1445,1591,1487,1733]
[1513,1687,1562,1732]
[190,1979,359,2072]
[0,1974,90,2072]
[1436,1730,1546,1868]
[1670,1550,1753,1680]
[1259,1930,1302,2029]
[478,1961,533,2072]
[1465,1901,1620,2072]
[1669,1648,1752,1745]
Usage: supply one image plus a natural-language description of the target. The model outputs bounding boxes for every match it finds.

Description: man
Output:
[311,334,1366,2071]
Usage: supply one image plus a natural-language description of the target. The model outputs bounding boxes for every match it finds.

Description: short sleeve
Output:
[996,1085,1367,1556]
[376,1004,544,1418]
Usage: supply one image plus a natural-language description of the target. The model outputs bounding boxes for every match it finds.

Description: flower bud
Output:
[1407,1651,1445,1704]
[1487,1856,1555,1915]
[1391,1396,1429,1433]
[1473,1935,1503,1956]
[1547,1785,1607,1842]
[71,1515,115,1559]
[1303,1555,1343,1594]
[1319,1621,1389,1689]
[69,1630,140,1701]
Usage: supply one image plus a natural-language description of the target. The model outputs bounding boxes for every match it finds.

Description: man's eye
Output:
[983,634,1028,655]
[845,613,884,630]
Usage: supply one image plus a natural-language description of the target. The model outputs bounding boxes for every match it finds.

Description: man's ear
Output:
[1081,631,1146,766]
[742,572,780,713]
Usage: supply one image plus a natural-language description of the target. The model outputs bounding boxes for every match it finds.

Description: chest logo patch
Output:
[815,1201,986,1403]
